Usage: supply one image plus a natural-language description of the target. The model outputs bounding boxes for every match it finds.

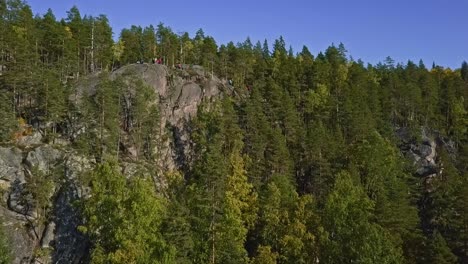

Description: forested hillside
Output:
[0,1,467,263]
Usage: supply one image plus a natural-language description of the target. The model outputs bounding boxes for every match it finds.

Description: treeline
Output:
[163,47,467,263]
[1,1,468,263]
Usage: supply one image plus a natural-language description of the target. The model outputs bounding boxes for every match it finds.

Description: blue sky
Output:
[27,0,467,69]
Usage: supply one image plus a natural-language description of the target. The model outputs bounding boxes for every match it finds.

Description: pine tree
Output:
[2,0,40,119]
[188,101,258,264]
[321,171,403,264]
[156,23,179,66]
[251,246,278,264]
[94,74,122,159]
[161,171,195,264]
[120,25,143,64]
[127,78,159,160]
[0,92,16,142]
[428,231,458,264]
[461,61,468,82]
[141,25,156,61]
[37,68,66,137]
[65,6,86,76]
[301,121,334,198]
[342,62,377,141]
[80,162,175,263]
[255,178,321,264]
[243,85,271,187]
[350,131,422,261]
[93,15,114,71]
[217,142,257,263]
[454,175,468,262]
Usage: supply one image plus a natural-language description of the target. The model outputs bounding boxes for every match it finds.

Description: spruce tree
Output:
[428,231,458,264]
[321,171,403,264]
[80,162,174,263]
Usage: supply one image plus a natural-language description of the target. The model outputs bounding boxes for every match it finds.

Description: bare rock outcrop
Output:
[398,128,438,178]
[397,127,456,188]
[0,63,229,263]
[105,63,229,171]
[0,147,24,186]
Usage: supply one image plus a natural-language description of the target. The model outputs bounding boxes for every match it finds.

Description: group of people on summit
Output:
[151,57,163,64]
[136,58,253,91]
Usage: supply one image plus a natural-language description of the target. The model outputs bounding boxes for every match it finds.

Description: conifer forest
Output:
[0,1,467,263]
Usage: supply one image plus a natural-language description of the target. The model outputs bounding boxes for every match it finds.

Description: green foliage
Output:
[80,73,122,159]
[120,25,144,64]
[186,100,258,264]
[256,177,322,264]
[428,231,457,264]
[24,166,57,222]
[461,61,468,82]
[156,23,180,66]
[0,220,12,264]
[127,78,159,160]
[0,92,16,142]
[161,171,194,264]
[451,96,467,142]
[92,15,114,70]
[1,3,467,262]
[321,171,403,264]
[453,174,468,261]
[81,162,174,263]
[350,132,422,260]
[251,246,278,264]
[37,69,67,135]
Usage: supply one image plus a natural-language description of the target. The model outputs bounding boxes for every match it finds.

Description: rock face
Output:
[0,145,92,263]
[25,145,62,172]
[397,128,438,178]
[0,63,228,263]
[109,64,228,171]
[51,185,90,264]
[71,63,228,171]
[0,204,35,264]
[396,127,456,187]
[17,132,42,147]
[0,147,24,186]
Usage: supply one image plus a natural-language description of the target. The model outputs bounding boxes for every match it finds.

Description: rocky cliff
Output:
[397,127,456,186]
[0,63,230,263]
[0,63,458,263]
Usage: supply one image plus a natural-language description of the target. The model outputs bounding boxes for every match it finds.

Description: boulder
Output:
[416,161,438,177]
[17,132,42,147]
[0,206,35,264]
[178,83,202,107]
[25,146,62,172]
[0,147,25,186]
[396,127,441,178]
[64,154,91,182]
[40,221,55,248]
[204,79,222,99]
[111,64,169,97]
[191,65,205,76]
[415,143,433,158]
[64,154,92,199]
[122,162,151,179]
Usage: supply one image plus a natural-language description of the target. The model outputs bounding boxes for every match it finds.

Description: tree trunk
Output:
[211,183,216,264]
[100,96,105,160]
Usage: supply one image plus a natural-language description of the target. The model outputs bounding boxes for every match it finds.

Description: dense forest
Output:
[0,0,467,263]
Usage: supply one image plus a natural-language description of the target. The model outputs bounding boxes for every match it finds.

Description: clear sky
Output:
[26,0,467,69]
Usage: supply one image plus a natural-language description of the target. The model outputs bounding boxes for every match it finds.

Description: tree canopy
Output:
[0,1,467,263]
